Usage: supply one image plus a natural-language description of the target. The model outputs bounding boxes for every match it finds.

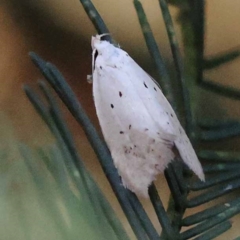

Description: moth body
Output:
[91,35,204,197]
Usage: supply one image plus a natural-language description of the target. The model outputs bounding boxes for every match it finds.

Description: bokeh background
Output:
[1,0,240,239]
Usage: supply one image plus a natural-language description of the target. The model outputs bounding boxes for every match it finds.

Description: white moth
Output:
[91,34,205,197]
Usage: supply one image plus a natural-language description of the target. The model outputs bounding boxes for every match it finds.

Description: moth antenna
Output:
[98,33,111,39]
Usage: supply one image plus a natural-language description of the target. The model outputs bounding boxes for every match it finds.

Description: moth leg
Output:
[87,75,93,84]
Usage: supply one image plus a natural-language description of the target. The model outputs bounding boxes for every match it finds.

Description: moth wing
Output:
[117,52,205,181]
[175,129,205,181]
[93,53,177,142]
[112,128,175,197]
[93,46,204,197]
[93,56,176,196]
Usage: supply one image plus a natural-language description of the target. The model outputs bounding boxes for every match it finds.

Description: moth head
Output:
[91,34,118,60]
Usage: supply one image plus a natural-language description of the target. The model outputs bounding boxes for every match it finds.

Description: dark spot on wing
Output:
[124,147,129,154]
[144,128,149,131]
[100,66,102,69]
[170,114,173,117]
[120,131,124,134]
[111,104,114,108]
[124,145,133,154]
[119,91,122,97]
[154,87,157,91]
[167,122,169,125]
[144,82,148,88]
[129,124,132,129]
